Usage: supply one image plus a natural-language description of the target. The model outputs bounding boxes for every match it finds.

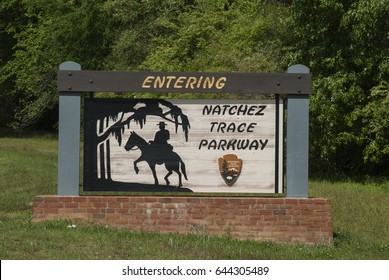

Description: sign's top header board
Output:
[57,70,311,95]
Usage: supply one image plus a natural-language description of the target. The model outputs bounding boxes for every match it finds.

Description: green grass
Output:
[0,133,388,259]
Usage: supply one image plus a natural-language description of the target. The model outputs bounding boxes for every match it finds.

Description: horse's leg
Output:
[174,155,183,187]
[176,169,182,187]
[171,162,182,187]
[148,162,159,185]
[133,157,143,174]
[164,169,173,186]
[165,155,184,187]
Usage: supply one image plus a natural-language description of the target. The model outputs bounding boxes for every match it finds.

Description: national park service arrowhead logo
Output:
[218,154,243,186]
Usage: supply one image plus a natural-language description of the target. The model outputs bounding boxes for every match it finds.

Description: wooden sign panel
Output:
[84,98,283,193]
[58,70,311,94]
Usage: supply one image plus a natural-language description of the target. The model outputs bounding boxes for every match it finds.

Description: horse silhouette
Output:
[124,131,188,187]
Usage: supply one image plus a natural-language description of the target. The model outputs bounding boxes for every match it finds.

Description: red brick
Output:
[58,197,73,202]
[265,204,278,210]
[116,197,130,202]
[252,204,264,209]
[79,202,94,208]
[279,226,291,232]
[44,208,59,214]
[312,198,327,205]
[277,204,293,210]
[158,197,172,203]
[87,196,102,203]
[92,213,106,219]
[171,197,188,203]
[163,203,175,209]
[94,202,108,208]
[299,199,314,205]
[273,209,287,215]
[122,203,136,209]
[107,213,120,220]
[255,198,271,204]
[286,209,301,215]
[114,220,129,225]
[64,202,78,208]
[234,205,247,211]
[243,220,258,226]
[284,198,299,204]
[43,196,60,202]
[321,227,333,234]
[144,197,159,203]
[264,215,277,221]
[86,208,100,214]
[300,221,315,227]
[158,219,172,225]
[294,204,309,210]
[305,205,322,211]
[215,220,227,226]
[244,209,258,215]
[117,209,129,214]
[248,215,263,221]
[199,198,214,204]
[73,197,87,203]
[101,197,118,202]
[229,198,243,204]
[257,210,273,215]
[46,202,63,208]
[213,198,230,204]
[242,198,257,205]
[187,197,200,203]
[271,198,285,204]
[120,214,135,220]
[73,208,87,213]
[107,202,121,208]
[301,210,314,216]
[191,203,206,209]
[191,214,206,220]
[131,208,146,215]
[293,226,309,232]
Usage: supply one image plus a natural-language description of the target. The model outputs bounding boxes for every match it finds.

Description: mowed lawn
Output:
[0,133,388,259]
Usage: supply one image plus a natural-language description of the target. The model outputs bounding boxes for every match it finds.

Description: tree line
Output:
[0,0,388,178]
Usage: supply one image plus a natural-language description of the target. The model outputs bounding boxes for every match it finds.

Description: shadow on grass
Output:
[333,230,352,248]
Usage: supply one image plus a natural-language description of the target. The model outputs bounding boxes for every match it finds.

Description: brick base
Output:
[33,196,333,245]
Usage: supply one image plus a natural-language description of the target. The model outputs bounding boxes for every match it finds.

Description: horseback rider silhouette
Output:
[149,122,173,154]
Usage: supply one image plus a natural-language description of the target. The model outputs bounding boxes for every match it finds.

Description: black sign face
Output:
[84,98,283,193]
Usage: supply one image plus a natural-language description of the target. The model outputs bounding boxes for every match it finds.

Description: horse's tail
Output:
[180,159,188,181]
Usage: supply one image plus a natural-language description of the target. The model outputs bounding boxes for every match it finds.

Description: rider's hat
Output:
[157,121,167,127]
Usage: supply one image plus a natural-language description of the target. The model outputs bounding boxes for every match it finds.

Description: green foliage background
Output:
[0,0,388,178]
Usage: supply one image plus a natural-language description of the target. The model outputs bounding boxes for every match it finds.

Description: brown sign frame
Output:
[58,70,311,95]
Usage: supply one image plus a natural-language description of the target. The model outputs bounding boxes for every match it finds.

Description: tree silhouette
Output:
[88,98,190,183]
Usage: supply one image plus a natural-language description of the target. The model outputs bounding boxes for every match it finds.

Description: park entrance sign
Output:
[57,62,311,197]
[36,63,334,245]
